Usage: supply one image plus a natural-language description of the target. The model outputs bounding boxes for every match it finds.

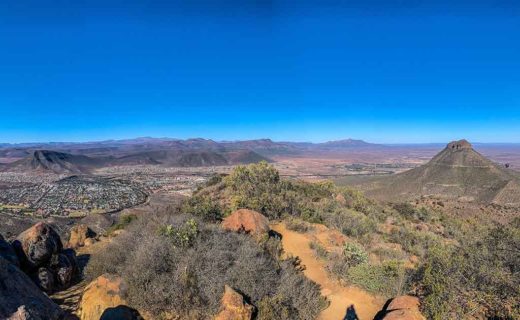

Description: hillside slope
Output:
[4,150,102,174]
[357,140,520,206]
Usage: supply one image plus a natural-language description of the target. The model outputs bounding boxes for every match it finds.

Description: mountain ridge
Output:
[356,139,520,206]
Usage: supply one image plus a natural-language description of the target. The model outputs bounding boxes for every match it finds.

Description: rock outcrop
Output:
[222,209,270,236]
[0,233,19,266]
[215,285,254,320]
[12,222,63,271]
[380,296,425,320]
[68,224,96,249]
[49,250,78,289]
[10,222,78,293]
[79,274,131,320]
[0,256,63,320]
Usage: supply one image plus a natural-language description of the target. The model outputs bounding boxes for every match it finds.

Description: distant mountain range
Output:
[2,149,271,174]
[0,137,382,173]
[0,137,380,157]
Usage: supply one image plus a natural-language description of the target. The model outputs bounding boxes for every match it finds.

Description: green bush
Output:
[417,225,520,319]
[107,213,137,235]
[323,209,378,240]
[343,242,369,266]
[347,260,408,297]
[388,225,440,257]
[393,203,433,222]
[182,195,222,222]
[158,218,199,248]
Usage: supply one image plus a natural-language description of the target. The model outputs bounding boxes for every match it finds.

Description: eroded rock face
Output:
[0,256,63,320]
[447,139,472,150]
[49,251,78,289]
[68,224,96,249]
[381,296,425,320]
[12,222,63,271]
[79,274,130,320]
[33,267,55,293]
[222,209,270,236]
[215,285,254,320]
[0,233,19,267]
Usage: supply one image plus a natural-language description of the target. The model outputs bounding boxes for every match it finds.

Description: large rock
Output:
[68,224,95,249]
[222,209,270,236]
[0,256,63,320]
[12,222,63,271]
[215,285,254,320]
[381,296,425,320]
[79,274,130,320]
[49,251,78,289]
[100,305,143,320]
[0,233,19,266]
[32,267,56,293]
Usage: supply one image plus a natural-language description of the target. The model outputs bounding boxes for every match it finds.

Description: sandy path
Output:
[271,223,384,320]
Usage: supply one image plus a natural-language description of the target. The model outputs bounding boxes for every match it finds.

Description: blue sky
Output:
[0,0,519,143]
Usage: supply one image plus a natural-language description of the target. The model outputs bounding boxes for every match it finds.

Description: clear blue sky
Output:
[1,0,519,143]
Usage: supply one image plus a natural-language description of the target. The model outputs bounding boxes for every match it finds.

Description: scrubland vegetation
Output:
[86,210,326,319]
[185,162,519,319]
[87,162,519,319]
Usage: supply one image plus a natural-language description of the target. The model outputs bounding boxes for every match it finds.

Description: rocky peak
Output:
[446,139,472,151]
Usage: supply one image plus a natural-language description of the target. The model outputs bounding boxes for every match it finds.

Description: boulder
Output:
[49,251,77,289]
[381,296,425,320]
[33,267,56,293]
[0,256,63,320]
[0,233,19,266]
[12,222,63,271]
[222,209,270,236]
[79,274,129,320]
[100,305,143,320]
[215,285,254,320]
[68,224,95,249]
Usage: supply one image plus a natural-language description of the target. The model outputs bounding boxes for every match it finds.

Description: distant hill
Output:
[0,137,380,158]
[4,150,102,174]
[108,149,270,167]
[317,139,380,150]
[357,140,520,206]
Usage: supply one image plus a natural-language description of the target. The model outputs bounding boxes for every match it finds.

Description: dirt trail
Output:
[271,222,384,320]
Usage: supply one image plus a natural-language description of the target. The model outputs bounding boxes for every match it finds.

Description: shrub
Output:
[86,210,326,319]
[322,209,378,241]
[107,213,137,235]
[158,218,199,247]
[182,195,222,222]
[223,162,335,221]
[417,225,520,319]
[309,241,328,260]
[343,242,369,266]
[286,218,314,233]
[346,260,408,297]
[388,225,440,257]
[393,203,433,222]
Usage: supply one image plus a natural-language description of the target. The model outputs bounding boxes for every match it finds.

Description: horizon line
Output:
[1,136,520,146]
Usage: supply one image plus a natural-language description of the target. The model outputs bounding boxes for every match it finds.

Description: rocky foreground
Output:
[0,210,426,320]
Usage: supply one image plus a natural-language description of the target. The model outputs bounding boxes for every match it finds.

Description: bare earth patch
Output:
[271,222,385,320]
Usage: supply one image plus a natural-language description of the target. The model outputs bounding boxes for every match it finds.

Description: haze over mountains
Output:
[0,138,380,172]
